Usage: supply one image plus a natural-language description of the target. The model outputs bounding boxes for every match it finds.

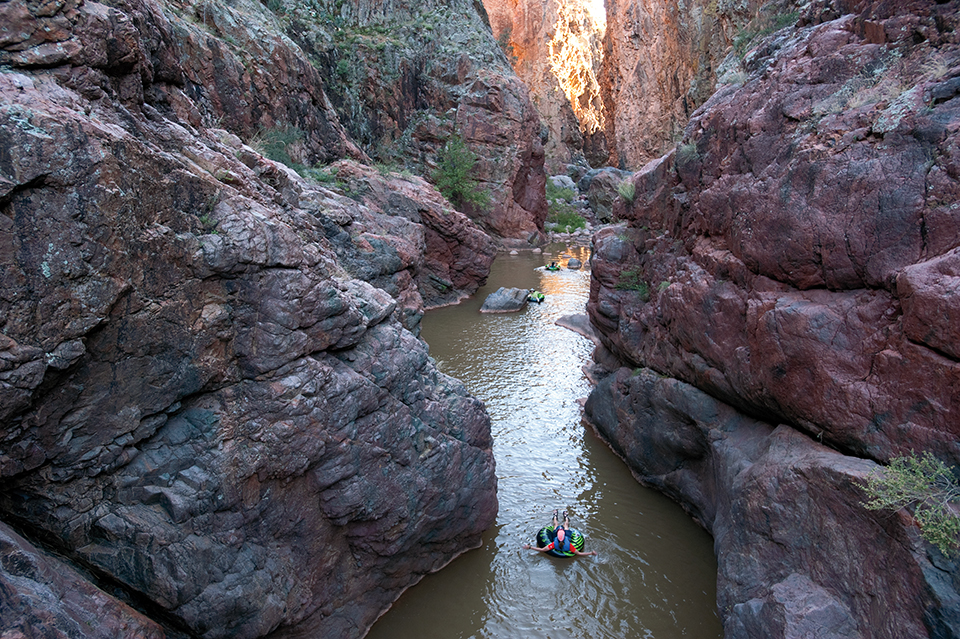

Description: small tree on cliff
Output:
[432,134,489,211]
[862,451,960,556]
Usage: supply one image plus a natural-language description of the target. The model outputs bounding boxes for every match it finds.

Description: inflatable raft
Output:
[535,525,585,558]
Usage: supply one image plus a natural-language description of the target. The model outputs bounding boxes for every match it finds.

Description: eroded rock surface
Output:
[585,2,960,637]
[585,368,956,639]
[0,521,165,639]
[300,0,548,243]
[0,0,502,636]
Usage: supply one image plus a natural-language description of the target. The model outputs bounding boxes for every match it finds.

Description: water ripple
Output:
[368,247,720,639]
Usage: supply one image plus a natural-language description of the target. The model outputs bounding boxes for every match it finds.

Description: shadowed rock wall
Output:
[0,0,503,636]
[295,0,548,244]
[584,1,960,636]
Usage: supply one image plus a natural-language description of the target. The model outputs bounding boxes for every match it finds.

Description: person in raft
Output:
[522,509,597,556]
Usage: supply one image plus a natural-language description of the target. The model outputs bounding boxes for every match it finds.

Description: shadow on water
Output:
[367,245,721,639]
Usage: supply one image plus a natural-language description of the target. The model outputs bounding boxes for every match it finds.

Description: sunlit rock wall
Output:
[484,0,602,172]
[484,0,746,172]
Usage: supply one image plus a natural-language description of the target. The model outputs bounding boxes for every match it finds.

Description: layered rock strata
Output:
[584,1,960,636]
[0,0,504,635]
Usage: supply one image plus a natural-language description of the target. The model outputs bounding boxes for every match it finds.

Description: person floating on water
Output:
[522,509,597,557]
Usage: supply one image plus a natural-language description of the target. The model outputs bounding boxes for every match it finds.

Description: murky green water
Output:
[367,245,721,639]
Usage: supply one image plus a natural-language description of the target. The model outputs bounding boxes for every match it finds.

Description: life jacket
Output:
[552,528,572,553]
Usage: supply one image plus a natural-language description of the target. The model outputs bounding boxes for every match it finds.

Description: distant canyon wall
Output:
[599,0,747,169]
[483,0,596,172]
[584,0,960,637]
[484,0,748,172]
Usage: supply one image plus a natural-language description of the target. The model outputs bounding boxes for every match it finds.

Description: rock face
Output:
[303,160,498,330]
[585,368,954,639]
[479,287,531,313]
[584,1,960,637]
[483,0,600,172]
[577,167,632,223]
[0,0,503,636]
[484,0,749,172]
[1,521,165,639]
[598,0,744,169]
[300,0,548,244]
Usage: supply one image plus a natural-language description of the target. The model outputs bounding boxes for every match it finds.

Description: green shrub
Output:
[251,125,304,171]
[774,11,800,30]
[615,267,650,301]
[547,203,585,233]
[617,179,635,203]
[301,165,342,188]
[545,182,584,232]
[677,141,700,165]
[496,26,517,65]
[546,181,576,203]
[862,451,960,555]
[733,9,800,58]
[432,134,489,210]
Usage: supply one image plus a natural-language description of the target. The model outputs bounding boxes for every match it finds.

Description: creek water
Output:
[366,245,721,639]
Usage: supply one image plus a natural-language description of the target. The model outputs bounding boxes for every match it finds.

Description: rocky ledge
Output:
[584,2,960,637]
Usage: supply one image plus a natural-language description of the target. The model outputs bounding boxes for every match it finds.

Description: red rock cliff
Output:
[584,1,960,636]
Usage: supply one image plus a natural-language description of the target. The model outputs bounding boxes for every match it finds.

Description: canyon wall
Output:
[599,0,748,169]
[484,0,754,173]
[484,0,602,172]
[0,0,521,635]
[297,0,548,244]
[584,0,960,637]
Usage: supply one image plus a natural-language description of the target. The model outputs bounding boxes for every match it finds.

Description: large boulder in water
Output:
[480,287,531,313]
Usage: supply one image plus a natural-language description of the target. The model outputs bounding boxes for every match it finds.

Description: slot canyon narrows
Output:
[2,0,959,638]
